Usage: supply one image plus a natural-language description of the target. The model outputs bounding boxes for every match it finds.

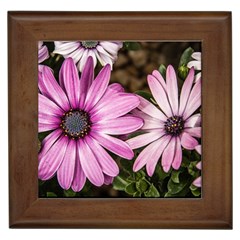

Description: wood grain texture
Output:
[8,11,232,229]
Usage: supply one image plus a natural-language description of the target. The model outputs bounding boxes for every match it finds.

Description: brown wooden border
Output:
[8,11,232,229]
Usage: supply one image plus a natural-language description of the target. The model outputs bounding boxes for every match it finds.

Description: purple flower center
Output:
[60,109,91,139]
[164,116,184,136]
[80,41,99,49]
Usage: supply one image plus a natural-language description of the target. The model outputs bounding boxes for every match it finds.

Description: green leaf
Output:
[135,90,153,102]
[112,173,130,191]
[179,47,194,67]
[158,64,166,79]
[191,187,201,197]
[188,161,199,177]
[153,165,171,181]
[125,182,137,195]
[64,189,77,197]
[124,42,141,51]
[190,184,198,191]
[133,191,142,197]
[178,65,189,80]
[120,159,134,174]
[144,184,160,197]
[171,170,181,184]
[46,192,57,197]
[136,179,149,193]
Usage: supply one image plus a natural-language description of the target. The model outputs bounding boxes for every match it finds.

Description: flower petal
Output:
[38,135,69,180]
[39,66,70,111]
[38,123,60,132]
[131,109,163,130]
[181,132,198,150]
[90,93,140,122]
[166,65,179,115]
[152,70,167,91]
[38,45,49,63]
[78,139,104,186]
[59,58,80,109]
[78,49,90,72]
[146,135,172,176]
[84,64,111,111]
[54,41,80,55]
[104,175,114,185]
[99,41,122,56]
[183,80,201,119]
[184,127,201,138]
[184,113,201,128]
[71,151,86,192]
[137,96,167,122]
[92,116,143,135]
[126,129,165,150]
[178,67,195,116]
[90,131,134,160]
[79,56,94,108]
[39,129,63,160]
[161,137,175,173]
[85,136,119,177]
[147,74,173,117]
[187,60,201,70]
[195,145,202,155]
[192,52,201,61]
[172,136,182,170]
[39,93,64,117]
[57,140,76,190]
[193,176,202,187]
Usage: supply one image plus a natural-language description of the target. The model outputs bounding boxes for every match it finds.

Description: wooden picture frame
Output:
[8,11,232,228]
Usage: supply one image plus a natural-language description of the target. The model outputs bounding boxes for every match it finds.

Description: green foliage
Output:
[179,47,194,67]
[47,192,57,197]
[123,42,141,51]
[135,90,153,102]
[158,64,166,79]
[144,184,160,197]
[64,189,77,197]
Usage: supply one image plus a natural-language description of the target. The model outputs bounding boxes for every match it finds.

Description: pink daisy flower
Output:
[187,52,201,83]
[38,57,143,191]
[53,41,123,72]
[38,41,49,63]
[193,145,202,188]
[127,65,201,176]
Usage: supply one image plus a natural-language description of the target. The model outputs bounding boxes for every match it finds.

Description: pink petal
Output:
[38,45,49,63]
[166,65,179,115]
[184,113,201,128]
[172,136,182,170]
[184,127,201,138]
[193,176,202,187]
[39,129,63,160]
[183,80,201,119]
[104,175,114,185]
[196,161,202,170]
[57,140,76,190]
[53,41,80,55]
[152,70,166,91]
[90,93,140,122]
[66,47,85,64]
[134,135,171,176]
[108,83,124,92]
[78,49,90,72]
[38,123,60,132]
[181,132,198,150]
[195,145,202,155]
[79,56,94,108]
[38,112,61,125]
[85,136,119,177]
[39,93,64,117]
[39,66,70,111]
[147,74,173,117]
[90,131,134,160]
[178,67,195,116]
[91,116,143,135]
[131,109,162,130]
[78,139,104,186]
[137,96,167,122]
[71,151,86,192]
[192,52,201,61]
[84,64,111,112]
[126,129,165,150]
[187,61,201,70]
[59,58,80,109]
[146,135,172,176]
[161,137,176,173]
[38,135,69,180]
